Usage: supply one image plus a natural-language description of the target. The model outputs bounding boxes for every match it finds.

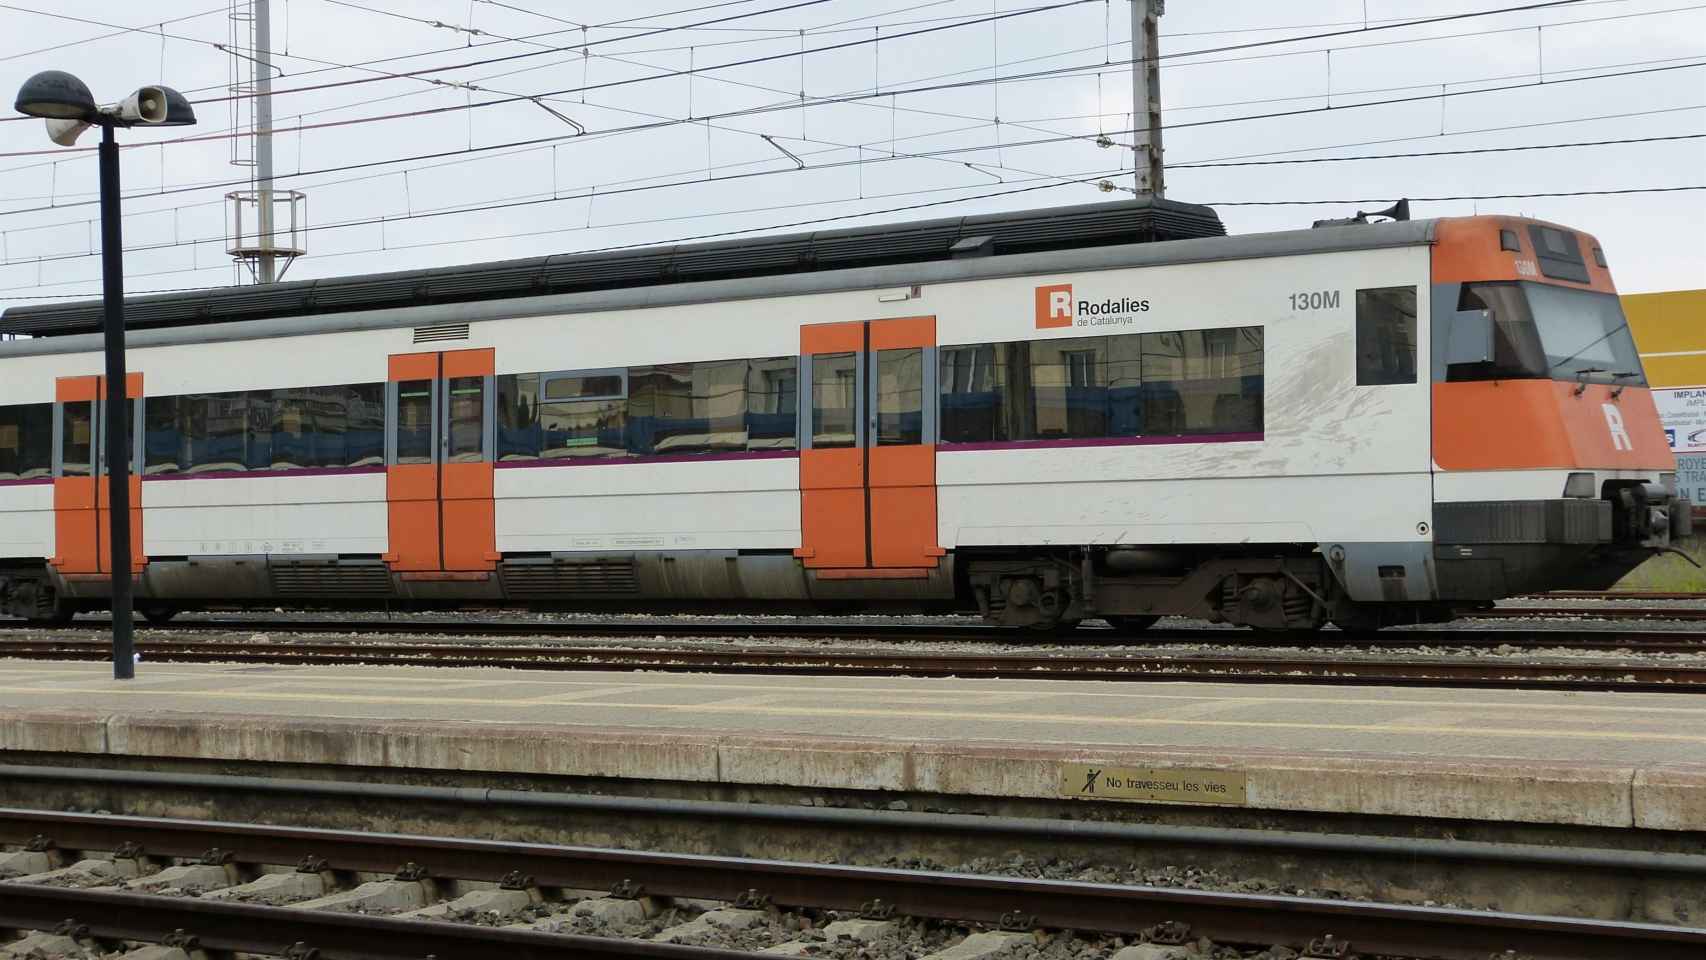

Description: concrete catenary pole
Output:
[254,0,277,283]
[1131,0,1164,197]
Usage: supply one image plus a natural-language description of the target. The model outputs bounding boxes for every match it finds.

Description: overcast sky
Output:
[0,0,1700,315]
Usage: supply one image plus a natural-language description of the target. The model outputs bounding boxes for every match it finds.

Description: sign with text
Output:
[1676,455,1706,506]
[1059,763,1247,805]
[1655,387,1706,453]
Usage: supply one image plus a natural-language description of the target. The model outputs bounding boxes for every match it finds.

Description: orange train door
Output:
[385,349,499,574]
[796,317,945,574]
[51,374,143,576]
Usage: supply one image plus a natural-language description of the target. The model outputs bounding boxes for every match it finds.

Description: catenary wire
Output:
[2,47,1701,248]
[1,178,1699,302]
[3,114,1701,271]
[0,0,1692,180]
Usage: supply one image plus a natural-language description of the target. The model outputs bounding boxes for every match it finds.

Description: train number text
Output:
[1288,290,1340,311]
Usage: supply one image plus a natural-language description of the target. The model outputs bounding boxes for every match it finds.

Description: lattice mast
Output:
[225,0,306,283]
[1131,0,1164,197]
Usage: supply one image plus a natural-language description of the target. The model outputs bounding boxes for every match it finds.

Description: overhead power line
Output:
[0,0,1688,180]
[4,121,1701,272]
[183,0,1594,118]
[1206,186,1706,205]
[0,0,845,122]
[0,4,229,63]
[4,30,1698,168]
[2,176,1701,303]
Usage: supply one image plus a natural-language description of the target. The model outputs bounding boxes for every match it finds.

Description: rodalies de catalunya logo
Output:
[1034,282,1150,329]
[1034,283,1075,329]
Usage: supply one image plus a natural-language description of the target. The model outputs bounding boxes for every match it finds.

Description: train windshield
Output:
[1449,282,1646,386]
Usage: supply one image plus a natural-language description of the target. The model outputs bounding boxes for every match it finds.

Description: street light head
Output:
[153,85,196,126]
[44,117,92,147]
[14,70,97,120]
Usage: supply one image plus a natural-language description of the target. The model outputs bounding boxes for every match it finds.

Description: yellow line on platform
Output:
[4,663,1706,716]
[0,683,1703,745]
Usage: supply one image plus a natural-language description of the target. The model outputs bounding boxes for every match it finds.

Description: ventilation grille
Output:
[270,562,393,598]
[501,559,640,598]
[413,321,470,344]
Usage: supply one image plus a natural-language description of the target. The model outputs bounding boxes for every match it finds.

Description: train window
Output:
[940,344,1008,443]
[1033,339,1114,439]
[500,357,797,461]
[140,384,387,474]
[812,353,858,449]
[541,370,625,402]
[395,381,435,465]
[496,374,541,461]
[0,403,52,480]
[261,390,300,469]
[939,326,1264,446]
[142,396,181,475]
[875,349,924,446]
[631,361,747,455]
[1141,328,1264,435]
[539,395,625,458]
[1355,286,1417,386]
[61,401,93,477]
[346,385,387,468]
[446,377,485,463]
[746,357,799,451]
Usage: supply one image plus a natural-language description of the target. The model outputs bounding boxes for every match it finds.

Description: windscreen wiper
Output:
[1572,367,1605,397]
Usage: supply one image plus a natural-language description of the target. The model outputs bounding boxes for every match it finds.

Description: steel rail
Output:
[5,615,1705,650]
[1470,606,1706,622]
[0,884,745,960]
[0,636,1700,691]
[1535,591,1706,600]
[1,810,1701,959]
[9,765,1706,877]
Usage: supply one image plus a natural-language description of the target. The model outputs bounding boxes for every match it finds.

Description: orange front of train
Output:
[1428,215,1688,595]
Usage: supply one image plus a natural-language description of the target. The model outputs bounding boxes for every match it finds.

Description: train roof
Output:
[0,197,1227,339]
[0,201,1445,359]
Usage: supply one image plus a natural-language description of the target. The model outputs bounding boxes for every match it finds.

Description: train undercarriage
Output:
[2,483,1689,633]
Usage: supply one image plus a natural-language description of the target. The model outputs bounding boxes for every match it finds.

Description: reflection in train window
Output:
[0,403,52,480]
[939,326,1263,445]
[811,353,858,449]
[142,384,386,475]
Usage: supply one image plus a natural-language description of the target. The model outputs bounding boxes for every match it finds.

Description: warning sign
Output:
[1654,387,1706,453]
[1059,764,1247,805]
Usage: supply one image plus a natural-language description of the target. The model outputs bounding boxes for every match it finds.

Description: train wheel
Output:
[139,605,179,626]
[1103,615,1160,634]
[25,600,75,626]
[15,583,75,626]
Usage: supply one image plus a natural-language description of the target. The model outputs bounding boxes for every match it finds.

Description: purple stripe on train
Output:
[938,432,1263,452]
[141,465,389,481]
[495,450,800,469]
[0,477,53,487]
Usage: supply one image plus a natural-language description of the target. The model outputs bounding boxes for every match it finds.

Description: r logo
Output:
[1602,403,1633,452]
[1035,283,1074,329]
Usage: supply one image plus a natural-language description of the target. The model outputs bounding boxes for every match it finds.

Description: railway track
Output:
[1535,591,1706,600]
[2,808,1701,960]
[8,613,1706,650]
[4,634,1704,692]
[1472,605,1706,622]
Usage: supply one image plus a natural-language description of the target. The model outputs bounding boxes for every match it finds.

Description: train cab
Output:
[1426,216,1688,601]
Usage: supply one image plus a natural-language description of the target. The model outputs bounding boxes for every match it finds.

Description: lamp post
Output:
[14,71,196,680]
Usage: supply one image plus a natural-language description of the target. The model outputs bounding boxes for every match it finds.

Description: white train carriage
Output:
[0,199,1687,630]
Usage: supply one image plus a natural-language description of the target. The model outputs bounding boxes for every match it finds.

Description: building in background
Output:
[1625,289,1706,511]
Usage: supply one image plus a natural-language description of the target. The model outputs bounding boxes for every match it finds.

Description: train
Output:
[0,198,1689,631]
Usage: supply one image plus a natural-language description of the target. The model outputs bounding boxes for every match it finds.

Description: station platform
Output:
[1,659,1702,832]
